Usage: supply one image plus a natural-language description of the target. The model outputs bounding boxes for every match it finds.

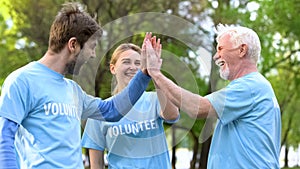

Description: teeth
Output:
[216,60,225,67]
[125,73,136,76]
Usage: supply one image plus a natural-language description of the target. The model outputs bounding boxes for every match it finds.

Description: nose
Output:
[90,50,96,58]
[213,53,220,61]
[129,63,138,70]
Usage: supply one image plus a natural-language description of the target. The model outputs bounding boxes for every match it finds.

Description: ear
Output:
[68,37,78,53]
[239,44,248,58]
[110,64,116,74]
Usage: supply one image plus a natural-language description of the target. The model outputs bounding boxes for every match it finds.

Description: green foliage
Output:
[249,0,300,149]
[0,0,299,167]
[0,10,30,89]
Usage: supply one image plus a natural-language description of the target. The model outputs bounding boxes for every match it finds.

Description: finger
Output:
[155,38,161,56]
[142,44,146,56]
[157,44,162,59]
[142,32,148,45]
[142,32,152,46]
[151,36,157,49]
[145,40,156,56]
[142,44,147,58]
[140,43,147,70]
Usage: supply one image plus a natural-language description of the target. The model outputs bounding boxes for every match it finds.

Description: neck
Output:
[230,61,258,81]
[39,49,69,75]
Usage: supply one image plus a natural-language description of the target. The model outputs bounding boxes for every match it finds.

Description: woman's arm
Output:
[155,82,180,121]
[89,149,105,169]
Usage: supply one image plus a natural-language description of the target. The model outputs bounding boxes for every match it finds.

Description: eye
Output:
[122,60,130,64]
[217,46,223,52]
[90,43,97,50]
[135,61,141,66]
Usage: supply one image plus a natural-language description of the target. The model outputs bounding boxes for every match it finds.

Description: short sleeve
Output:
[0,74,30,124]
[81,119,106,151]
[205,80,254,125]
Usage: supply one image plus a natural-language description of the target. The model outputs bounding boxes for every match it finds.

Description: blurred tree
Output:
[1,0,299,168]
[242,0,300,167]
[0,2,32,89]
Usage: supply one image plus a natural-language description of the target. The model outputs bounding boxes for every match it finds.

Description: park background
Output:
[0,0,299,168]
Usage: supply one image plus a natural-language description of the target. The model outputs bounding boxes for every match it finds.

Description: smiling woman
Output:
[81,40,180,169]
[110,44,142,94]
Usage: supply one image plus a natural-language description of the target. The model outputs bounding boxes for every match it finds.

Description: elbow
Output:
[167,111,180,121]
[190,109,216,119]
[162,107,180,121]
[185,109,209,119]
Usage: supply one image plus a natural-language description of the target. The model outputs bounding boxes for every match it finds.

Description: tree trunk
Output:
[284,144,289,168]
[198,136,212,169]
[172,125,177,169]
[190,136,199,169]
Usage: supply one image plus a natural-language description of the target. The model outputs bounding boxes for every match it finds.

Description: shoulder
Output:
[143,91,157,97]
[139,91,158,102]
[236,72,273,93]
[2,62,35,88]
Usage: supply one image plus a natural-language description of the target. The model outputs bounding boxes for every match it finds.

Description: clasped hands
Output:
[141,32,162,77]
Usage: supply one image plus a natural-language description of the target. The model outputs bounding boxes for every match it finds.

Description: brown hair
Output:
[110,43,141,95]
[48,2,102,53]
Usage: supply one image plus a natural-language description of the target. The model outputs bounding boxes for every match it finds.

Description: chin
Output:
[66,65,81,75]
[219,68,230,80]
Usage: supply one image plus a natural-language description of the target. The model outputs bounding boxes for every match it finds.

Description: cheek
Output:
[86,49,93,57]
[115,66,126,75]
[223,53,234,63]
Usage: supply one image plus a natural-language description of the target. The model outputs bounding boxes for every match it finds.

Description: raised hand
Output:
[145,39,162,76]
[150,36,162,58]
[141,32,152,74]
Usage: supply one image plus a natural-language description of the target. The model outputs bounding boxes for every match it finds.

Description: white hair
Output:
[215,23,261,64]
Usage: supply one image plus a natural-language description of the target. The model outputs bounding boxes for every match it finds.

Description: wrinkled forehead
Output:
[217,30,235,42]
[217,33,233,47]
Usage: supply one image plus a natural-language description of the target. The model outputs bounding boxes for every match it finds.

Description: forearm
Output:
[151,71,212,118]
[89,149,105,169]
[154,82,179,121]
[0,117,19,169]
[101,70,150,121]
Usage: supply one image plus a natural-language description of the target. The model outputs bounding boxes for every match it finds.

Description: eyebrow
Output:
[121,57,141,62]
[121,58,131,61]
[216,46,223,50]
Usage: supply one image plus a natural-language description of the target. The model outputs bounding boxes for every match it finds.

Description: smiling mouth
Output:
[125,73,136,77]
[216,60,225,67]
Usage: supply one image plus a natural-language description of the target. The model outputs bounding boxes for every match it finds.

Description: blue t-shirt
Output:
[0,61,150,169]
[205,72,281,169]
[82,92,178,169]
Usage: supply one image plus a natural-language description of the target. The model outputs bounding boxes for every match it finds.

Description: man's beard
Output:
[219,66,230,80]
[65,52,86,75]
[66,60,82,75]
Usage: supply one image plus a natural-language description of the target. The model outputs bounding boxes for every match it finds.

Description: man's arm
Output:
[0,117,19,169]
[144,40,216,119]
[152,71,214,118]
